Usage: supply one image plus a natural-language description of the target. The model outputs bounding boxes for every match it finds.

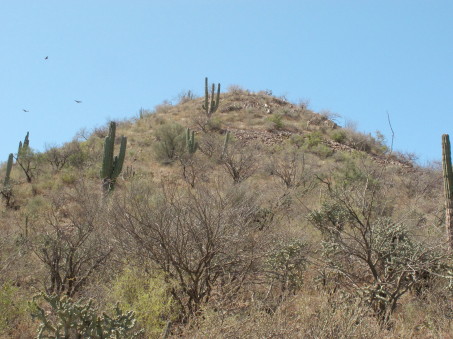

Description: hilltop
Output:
[0,83,451,338]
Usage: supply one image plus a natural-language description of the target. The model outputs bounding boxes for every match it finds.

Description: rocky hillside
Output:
[0,83,451,338]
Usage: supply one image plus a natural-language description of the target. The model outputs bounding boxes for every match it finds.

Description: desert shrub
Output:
[60,170,78,185]
[266,113,284,130]
[182,292,382,338]
[177,90,195,104]
[111,182,265,320]
[305,131,323,148]
[308,163,451,323]
[30,293,143,338]
[154,100,173,114]
[227,84,246,94]
[45,141,83,172]
[206,116,222,131]
[221,140,259,183]
[111,268,176,338]
[153,122,186,164]
[309,143,334,159]
[266,147,314,189]
[266,240,307,294]
[29,185,111,297]
[331,130,347,143]
[0,282,27,335]
[289,134,305,148]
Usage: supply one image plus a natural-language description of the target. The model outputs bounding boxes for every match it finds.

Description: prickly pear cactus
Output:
[30,293,143,338]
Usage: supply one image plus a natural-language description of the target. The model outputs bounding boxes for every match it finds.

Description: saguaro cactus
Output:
[3,153,13,187]
[17,132,30,160]
[1,153,14,207]
[202,77,220,117]
[442,134,453,250]
[186,128,198,154]
[100,122,127,193]
[222,131,230,159]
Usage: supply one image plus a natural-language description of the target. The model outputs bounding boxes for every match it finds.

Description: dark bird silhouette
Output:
[44,56,48,60]
[74,100,82,104]
[23,109,29,112]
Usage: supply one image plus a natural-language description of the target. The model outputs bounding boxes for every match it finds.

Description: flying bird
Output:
[23,109,29,112]
[44,56,48,60]
[74,100,82,103]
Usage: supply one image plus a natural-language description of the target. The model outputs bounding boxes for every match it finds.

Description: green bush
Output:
[111,268,176,338]
[153,122,186,164]
[305,131,323,148]
[266,113,284,130]
[331,130,347,143]
[206,117,222,131]
[310,144,334,158]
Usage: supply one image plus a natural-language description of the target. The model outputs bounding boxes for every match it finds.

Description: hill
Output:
[0,82,452,338]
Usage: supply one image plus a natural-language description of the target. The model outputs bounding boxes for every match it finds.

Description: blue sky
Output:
[1,1,452,165]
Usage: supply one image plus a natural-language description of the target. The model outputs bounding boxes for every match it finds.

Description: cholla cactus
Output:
[30,293,143,338]
[202,77,220,117]
[100,122,127,193]
[442,134,453,250]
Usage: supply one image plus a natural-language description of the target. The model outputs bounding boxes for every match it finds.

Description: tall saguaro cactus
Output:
[3,153,13,187]
[101,121,127,193]
[1,153,14,208]
[442,134,453,250]
[202,77,220,118]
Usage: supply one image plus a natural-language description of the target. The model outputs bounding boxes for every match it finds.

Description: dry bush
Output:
[28,182,112,297]
[178,291,383,338]
[266,146,314,190]
[44,141,83,172]
[221,140,260,183]
[111,180,267,321]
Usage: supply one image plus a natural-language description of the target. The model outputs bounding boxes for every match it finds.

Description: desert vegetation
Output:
[0,78,452,338]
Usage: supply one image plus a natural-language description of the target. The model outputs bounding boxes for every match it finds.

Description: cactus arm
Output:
[202,77,221,117]
[112,136,127,178]
[24,131,30,148]
[214,83,220,112]
[442,134,453,250]
[210,83,216,114]
[18,141,22,156]
[203,77,209,113]
[185,128,197,154]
